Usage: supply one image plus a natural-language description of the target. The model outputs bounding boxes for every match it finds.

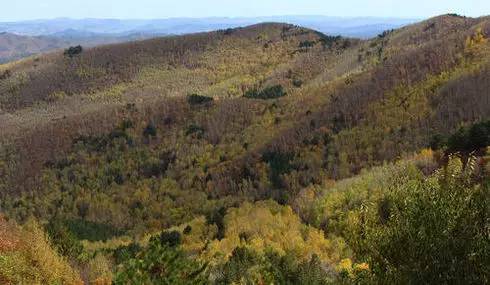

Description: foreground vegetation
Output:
[2,149,487,284]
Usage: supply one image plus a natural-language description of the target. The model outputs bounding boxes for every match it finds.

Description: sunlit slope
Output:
[0,14,489,199]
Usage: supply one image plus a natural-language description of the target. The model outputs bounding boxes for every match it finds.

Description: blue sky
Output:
[2,0,489,21]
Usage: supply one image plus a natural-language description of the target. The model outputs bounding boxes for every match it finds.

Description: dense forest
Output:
[0,14,489,284]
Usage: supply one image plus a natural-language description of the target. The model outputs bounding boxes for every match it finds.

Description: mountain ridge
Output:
[0,16,418,36]
[1,13,488,193]
[0,16,420,63]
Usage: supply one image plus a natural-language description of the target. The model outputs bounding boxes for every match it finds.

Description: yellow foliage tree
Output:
[0,216,82,285]
[200,200,349,267]
[466,27,487,48]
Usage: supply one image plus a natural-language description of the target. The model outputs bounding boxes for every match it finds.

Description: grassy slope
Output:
[0,33,70,64]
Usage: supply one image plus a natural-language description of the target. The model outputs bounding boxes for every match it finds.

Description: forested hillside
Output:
[0,32,70,64]
[0,31,164,64]
[0,16,415,64]
[0,14,489,284]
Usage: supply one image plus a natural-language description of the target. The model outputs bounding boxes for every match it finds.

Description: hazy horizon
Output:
[2,0,489,22]
[0,15,419,39]
[0,15,422,23]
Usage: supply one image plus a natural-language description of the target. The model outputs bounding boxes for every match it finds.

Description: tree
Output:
[215,248,335,284]
[114,231,207,285]
[64,45,83,58]
[215,247,260,284]
[45,219,84,260]
[446,120,490,153]
[362,157,489,284]
[187,94,214,106]
[143,122,157,138]
[244,85,286,100]
[0,69,11,80]
[299,40,315,49]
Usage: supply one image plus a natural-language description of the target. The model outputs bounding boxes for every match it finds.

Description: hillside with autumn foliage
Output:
[0,14,489,284]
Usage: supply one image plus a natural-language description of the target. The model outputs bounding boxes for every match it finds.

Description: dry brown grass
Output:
[0,215,19,252]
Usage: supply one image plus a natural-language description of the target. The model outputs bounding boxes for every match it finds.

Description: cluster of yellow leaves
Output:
[47,91,67,102]
[174,216,218,256]
[466,28,487,49]
[195,200,349,267]
[86,253,113,285]
[75,65,107,80]
[337,258,370,278]
[87,83,128,102]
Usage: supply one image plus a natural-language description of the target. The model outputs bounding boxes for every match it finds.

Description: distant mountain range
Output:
[0,32,67,63]
[0,16,418,38]
[0,16,418,63]
[0,30,166,64]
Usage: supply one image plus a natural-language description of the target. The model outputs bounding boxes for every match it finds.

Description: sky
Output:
[1,0,489,21]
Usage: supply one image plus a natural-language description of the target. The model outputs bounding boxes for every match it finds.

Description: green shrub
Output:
[205,206,227,240]
[157,230,182,247]
[263,251,334,285]
[64,45,83,58]
[262,151,294,189]
[447,13,465,18]
[186,124,205,138]
[215,247,260,283]
[187,94,214,106]
[114,232,207,284]
[223,28,235,35]
[0,69,11,80]
[143,122,157,138]
[244,85,286,100]
[430,133,447,150]
[447,120,490,153]
[183,225,192,235]
[314,157,489,284]
[292,79,303,87]
[112,243,142,264]
[215,247,335,284]
[430,120,490,153]
[364,158,489,283]
[45,219,84,260]
[299,40,315,49]
[318,35,342,49]
[64,219,124,242]
[378,29,394,39]
[138,151,174,178]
